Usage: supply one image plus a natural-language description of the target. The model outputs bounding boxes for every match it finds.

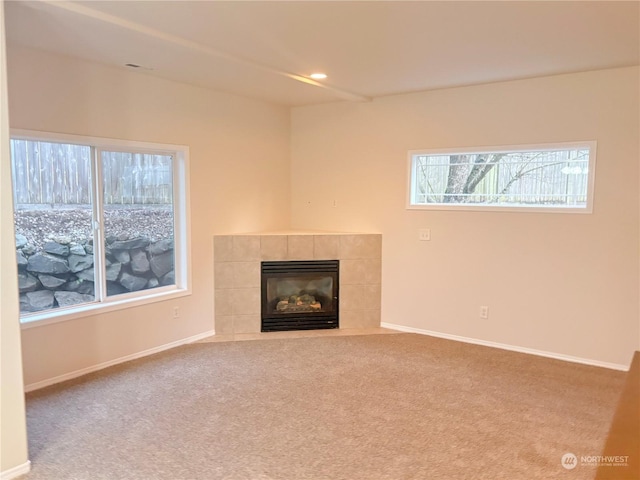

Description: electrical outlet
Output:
[479,306,489,319]
[173,307,180,319]
[418,228,431,241]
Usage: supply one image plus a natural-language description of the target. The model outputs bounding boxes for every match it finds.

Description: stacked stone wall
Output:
[16,233,174,313]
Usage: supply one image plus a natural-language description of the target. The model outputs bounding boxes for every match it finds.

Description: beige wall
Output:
[5,45,638,392]
[0,1,29,474]
[7,46,291,386]
[291,67,640,367]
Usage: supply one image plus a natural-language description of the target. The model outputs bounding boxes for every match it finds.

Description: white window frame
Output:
[11,129,192,329]
[407,141,597,213]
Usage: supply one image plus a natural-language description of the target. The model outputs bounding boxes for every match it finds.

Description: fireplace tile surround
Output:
[213,233,381,334]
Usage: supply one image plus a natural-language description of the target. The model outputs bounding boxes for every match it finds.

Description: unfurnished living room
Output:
[0,1,639,480]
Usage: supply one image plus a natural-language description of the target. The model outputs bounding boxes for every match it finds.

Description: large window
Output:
[11,130,190,323]
[408,142,596,212]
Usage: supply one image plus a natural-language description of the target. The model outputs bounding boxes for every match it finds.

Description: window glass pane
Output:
[101,151,175,297]
[11,132,187,323]
[410,146,592,209]
[11,139,96,314]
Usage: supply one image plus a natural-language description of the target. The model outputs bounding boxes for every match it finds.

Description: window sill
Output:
[406,203,593,214]
[20,287,191,330]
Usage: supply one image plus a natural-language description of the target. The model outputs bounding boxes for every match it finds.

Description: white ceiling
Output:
[5,1,640,107]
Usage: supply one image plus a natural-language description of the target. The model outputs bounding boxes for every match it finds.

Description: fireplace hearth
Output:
[261,260,339,332]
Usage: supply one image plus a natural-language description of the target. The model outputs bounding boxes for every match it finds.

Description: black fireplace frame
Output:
[261,260,339,332]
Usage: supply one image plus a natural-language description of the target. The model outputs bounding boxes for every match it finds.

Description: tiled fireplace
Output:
[213,233,381,334]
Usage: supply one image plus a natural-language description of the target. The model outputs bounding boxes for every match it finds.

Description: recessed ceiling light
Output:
[309,73,327,80]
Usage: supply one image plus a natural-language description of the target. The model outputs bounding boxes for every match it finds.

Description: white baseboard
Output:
[381,322,629,371]
[25,330,216,392]
[1,461,30,480]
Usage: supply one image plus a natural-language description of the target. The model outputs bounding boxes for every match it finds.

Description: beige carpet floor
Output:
[21,333,625,480]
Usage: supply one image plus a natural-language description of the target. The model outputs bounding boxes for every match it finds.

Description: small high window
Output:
[11,130,190,323]
[408,142,596,212]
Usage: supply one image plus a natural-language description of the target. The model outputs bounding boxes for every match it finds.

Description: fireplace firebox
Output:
[261,260,339,332]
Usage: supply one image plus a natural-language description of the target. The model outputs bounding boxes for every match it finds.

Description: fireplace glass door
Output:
[261,260,339,331]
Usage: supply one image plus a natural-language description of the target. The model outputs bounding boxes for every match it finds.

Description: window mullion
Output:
[91,147,107,302]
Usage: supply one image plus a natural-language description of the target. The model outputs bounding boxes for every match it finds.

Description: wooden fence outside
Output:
[11,139,173,206]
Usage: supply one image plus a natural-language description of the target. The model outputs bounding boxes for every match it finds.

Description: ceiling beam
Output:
[38,0,372,103]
